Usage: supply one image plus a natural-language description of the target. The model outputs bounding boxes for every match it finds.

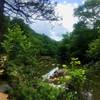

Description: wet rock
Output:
[0,84,11,92]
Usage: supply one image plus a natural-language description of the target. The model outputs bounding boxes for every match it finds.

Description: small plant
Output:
[58,58,86,99]
[70,57,81,68]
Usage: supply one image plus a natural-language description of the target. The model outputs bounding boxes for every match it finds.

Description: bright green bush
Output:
[59,58,86,99]
[9,81,63,100]
[2,24,39,83]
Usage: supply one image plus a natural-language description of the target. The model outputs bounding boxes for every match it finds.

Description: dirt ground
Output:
[0,92,8,100]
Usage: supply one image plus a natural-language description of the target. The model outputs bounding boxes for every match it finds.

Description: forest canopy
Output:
[0,0,100,100]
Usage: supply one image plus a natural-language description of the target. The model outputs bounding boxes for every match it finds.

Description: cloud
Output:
[49,23,67,41]
[30,21,67,41]
[30,2,78,41]
[82,0,86,4]
[55,3,78,32]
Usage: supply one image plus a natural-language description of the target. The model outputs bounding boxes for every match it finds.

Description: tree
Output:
[57,34,71,64]
[0,0,57,43]
[69,0,100,63]
[74,0,100,29]
[88,34,100,61]
[0,0,5,42]
[2,24,39,81]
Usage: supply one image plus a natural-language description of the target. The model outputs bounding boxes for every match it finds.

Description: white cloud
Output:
[55,3,78,32]
[82,0,86,4]
[30,21,67,41]
[30,2,78,41]
[49,24,67,41]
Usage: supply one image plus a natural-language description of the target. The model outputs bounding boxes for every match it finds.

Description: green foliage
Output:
[61,58,86,99]
[88,36,100,60]
[59,17,99,64]
[9,81,63,100]
[10,18,58,57]
[2,24,39,82]
[57,34,71,64]
[73,0,100,63]
[69,58,86,82]
[1,23,87,100]
[67,58,86,99]
[70,58,81,67]
[2,18,58,78]
[43,58,87,100]
[57,0,100,64]
[1,0,100,99]
[1,22,61,100]
[74,0,100,29]
[35,82,63,100]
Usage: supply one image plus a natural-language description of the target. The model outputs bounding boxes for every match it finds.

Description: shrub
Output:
[9,81,63,100]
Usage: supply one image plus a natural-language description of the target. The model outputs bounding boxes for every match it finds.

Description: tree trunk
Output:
[0,0,5,42]
[0,0,5,53]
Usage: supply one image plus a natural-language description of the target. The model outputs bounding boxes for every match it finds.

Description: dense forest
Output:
[0,0,100,100]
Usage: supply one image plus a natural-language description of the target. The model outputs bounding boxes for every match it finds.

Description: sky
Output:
[30,0,85,41]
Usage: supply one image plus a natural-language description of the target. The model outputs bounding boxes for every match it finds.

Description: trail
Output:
[0,92,8,100]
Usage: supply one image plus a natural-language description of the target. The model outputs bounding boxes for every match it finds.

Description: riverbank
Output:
[0,81,10,100]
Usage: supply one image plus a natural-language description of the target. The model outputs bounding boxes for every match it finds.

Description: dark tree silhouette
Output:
[0,0,57,42]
